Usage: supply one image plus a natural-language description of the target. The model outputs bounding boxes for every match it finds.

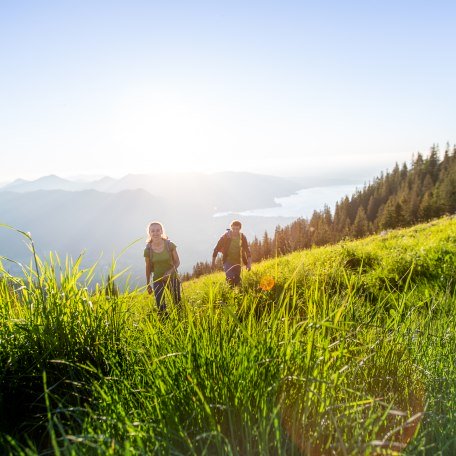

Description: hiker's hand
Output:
[147,284,153,295]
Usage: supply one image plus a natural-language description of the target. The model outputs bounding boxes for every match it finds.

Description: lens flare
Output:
[259,275,275,291]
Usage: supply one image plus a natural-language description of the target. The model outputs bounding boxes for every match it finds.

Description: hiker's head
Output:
[230,220,242,236]
[147,221,167,242]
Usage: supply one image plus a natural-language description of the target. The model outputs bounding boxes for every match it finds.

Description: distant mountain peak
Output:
[36,174,70,182]
[1,174,78,192]
[10,178,29,184]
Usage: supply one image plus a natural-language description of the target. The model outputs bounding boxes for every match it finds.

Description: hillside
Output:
[189,215,456,299]
[246,145,456,265]
[1,216,456,454]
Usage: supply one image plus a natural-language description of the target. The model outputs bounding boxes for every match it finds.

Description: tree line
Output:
[184,144,456,280]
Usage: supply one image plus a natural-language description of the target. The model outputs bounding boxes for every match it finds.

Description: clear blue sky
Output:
[1,1,455,182]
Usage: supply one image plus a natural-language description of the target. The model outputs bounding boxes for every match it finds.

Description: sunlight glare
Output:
[111,88,222,173]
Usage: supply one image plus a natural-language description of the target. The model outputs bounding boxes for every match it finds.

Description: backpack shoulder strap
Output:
[147,242,153,259]
[145,242,154,271]
[166,239,178,268]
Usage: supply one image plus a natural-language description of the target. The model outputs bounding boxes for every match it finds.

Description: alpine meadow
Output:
[3,1,456,454]
[1,215,456,455]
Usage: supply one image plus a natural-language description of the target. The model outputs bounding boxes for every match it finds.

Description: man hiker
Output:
[212,220,252,287]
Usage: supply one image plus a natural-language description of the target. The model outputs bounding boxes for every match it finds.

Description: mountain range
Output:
[0,172,307,285]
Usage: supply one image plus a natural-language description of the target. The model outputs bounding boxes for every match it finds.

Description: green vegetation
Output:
[186,144,456,281]
[248,144,456,262]
[1,217,456,454]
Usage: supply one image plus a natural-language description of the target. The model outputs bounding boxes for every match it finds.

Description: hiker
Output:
[144,221,181,312]
[212,220,252,287]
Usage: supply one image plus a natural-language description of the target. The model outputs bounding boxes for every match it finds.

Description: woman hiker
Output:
[144,221,181,312]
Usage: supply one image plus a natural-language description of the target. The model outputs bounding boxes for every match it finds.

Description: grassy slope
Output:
[0,216,455,455]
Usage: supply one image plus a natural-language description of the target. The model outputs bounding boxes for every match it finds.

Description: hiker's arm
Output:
[212,237,223,267]
[171,249,180,270]
[211,251,218,268]
[145,257,153,294]
[164,249,180,277]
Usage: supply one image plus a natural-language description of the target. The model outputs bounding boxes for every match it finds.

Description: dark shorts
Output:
[223,262,241,286]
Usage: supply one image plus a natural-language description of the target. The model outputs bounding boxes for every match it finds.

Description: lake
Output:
[214,184,362,219]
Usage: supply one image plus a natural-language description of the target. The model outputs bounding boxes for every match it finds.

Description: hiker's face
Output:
[149,224,163,239]
[231,225,241,236]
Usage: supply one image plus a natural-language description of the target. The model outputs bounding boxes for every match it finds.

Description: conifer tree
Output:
[419,191,436,220]
[352,206,369,238]
[262,231,272,259]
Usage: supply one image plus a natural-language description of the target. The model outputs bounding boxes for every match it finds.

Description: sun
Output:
[109,87,225,173]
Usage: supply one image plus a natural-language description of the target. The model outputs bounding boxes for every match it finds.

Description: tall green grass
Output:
[1,217,456,454]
